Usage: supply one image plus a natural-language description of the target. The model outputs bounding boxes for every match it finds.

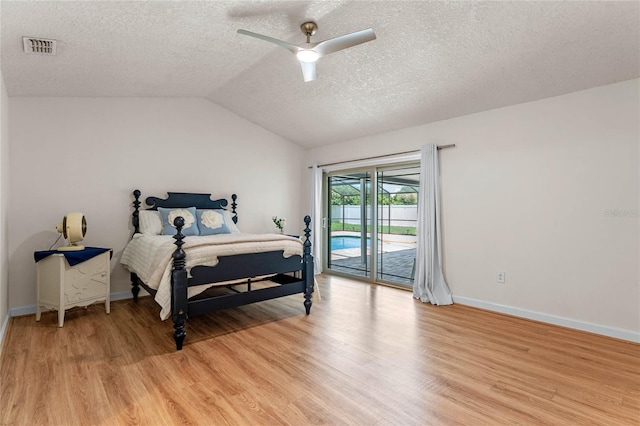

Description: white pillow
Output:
[223,210,241,233]
[138,210,162,235]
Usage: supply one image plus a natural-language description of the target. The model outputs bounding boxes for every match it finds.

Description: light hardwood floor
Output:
[1,275,638,425]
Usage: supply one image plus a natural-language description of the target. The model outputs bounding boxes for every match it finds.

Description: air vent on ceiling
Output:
[23,37,57,55]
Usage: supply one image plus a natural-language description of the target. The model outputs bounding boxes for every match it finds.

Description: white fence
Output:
[331,205,417,228]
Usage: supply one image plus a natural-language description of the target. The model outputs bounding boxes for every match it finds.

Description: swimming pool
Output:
[331,236,371,250]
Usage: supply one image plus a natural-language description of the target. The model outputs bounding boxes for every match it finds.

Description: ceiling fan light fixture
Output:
[296,49,319,63]
[237,22,376,82]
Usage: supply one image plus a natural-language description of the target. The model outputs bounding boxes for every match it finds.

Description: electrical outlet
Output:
[497,271,505,283]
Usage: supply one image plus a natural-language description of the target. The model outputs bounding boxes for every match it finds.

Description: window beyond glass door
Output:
[327,172,372,279]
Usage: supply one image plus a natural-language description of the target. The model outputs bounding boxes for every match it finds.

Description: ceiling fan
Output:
[237,22,376,82]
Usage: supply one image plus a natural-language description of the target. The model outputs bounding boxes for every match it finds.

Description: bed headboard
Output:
[131,190,238,234]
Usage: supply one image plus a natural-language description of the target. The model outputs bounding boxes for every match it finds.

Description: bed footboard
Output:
[170,215,314,350]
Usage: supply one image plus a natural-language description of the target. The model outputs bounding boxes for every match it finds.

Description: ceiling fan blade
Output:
[300,61,316,82]
[237,29,299,55]
[314,28,376,57]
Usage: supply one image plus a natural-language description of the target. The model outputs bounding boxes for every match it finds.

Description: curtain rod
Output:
[308,144,456,169]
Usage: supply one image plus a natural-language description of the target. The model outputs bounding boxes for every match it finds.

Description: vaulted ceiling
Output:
[2,1,638,148]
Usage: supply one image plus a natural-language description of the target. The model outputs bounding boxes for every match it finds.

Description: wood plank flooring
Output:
[1,274,639,425]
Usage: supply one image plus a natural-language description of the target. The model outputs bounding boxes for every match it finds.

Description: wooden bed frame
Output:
[128,190,314,350]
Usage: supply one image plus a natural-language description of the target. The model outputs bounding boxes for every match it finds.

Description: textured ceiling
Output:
[2,1,639,148]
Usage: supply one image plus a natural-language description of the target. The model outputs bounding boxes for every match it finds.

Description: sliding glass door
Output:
[375,166,420,285]
[326,163,419,287]
[327,171,372,279]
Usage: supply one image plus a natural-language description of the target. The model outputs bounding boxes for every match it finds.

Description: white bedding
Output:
[120,233,303,320]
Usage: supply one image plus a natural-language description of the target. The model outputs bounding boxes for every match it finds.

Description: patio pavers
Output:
[329,248,416,286]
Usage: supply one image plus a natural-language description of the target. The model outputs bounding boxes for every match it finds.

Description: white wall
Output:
[0,64,10,340]
[8,98,305,309]
[308,79,640,338]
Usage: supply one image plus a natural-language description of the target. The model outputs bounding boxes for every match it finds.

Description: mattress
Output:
[120,233,303,320]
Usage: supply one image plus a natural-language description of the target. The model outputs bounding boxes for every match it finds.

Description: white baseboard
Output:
[8,291,135,318]
[453,295,640,343]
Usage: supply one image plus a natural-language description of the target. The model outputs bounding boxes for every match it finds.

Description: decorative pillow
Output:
[223,210,241,233]
[158,207,199,236]
[196,209,230,235]
[138,210,162,235]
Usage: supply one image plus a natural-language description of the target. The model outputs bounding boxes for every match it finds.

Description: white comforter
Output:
[120,233,303,320]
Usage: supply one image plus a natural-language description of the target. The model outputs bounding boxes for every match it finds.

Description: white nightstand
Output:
[35,248,111,327]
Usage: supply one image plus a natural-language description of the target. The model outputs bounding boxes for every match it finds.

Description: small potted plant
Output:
[272,216,286,234]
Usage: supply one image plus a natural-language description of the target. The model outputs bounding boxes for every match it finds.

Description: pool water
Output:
[331,236,371,250]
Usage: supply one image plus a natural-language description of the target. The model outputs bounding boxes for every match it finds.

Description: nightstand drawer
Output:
[65,254,109,303]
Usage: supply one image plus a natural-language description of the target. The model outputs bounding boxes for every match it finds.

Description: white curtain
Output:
[413,144,453,305]
[310,164,323,275]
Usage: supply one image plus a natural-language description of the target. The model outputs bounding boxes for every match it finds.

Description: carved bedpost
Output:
[231,194,238,224]
[302,215,314,315]
[131,190,142,301]
[171,216,188,350]
[131,273,140,302]
[132,189,141,234]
